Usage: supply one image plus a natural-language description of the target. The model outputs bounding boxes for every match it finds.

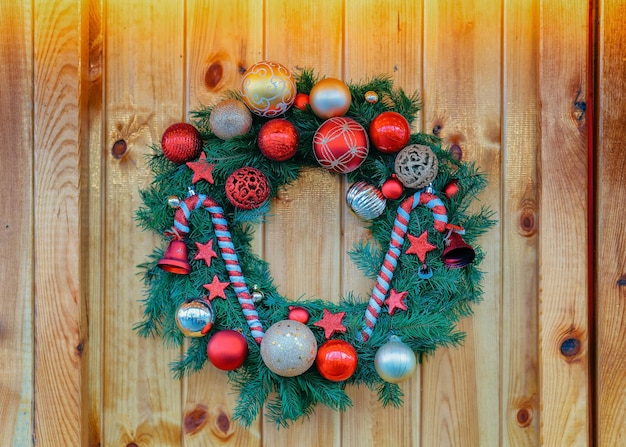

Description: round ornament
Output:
[369,111,411,154]
[167,195,181,208]
[312,117,369,174]
[240,61,296,117]
[161,123,203,164]
[346,181,386,220]
[257,118,300,161]
[394,144,439,189]
[443,179,459,198]
[209,99,253,140]
[225,167,270,210]
[374,335,417,383]
[294,93,310,111]
[288,306,310,324]
[207,329,249,370]
[175,298,215,337]
[364,90,379,104]
[315,339,358,382]
[309,78,352,119]
[381,175,404,200]
[260,320,317,377]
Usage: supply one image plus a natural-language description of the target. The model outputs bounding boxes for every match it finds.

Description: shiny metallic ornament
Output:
[381,175,404,200]
[167,195,181,208]
[346,181,387,220]
[364,90,379,104]
[309,78,352,119]
[240,61,296,117]
[175,298,215,337]
[374,335,417,383]
[250,285,265,303]
[260,320,317,377]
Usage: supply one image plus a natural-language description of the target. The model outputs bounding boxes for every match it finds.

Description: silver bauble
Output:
[260,320,317,377]
[346,181,387,220]
[175,298,215,337]
[374,335,417,383]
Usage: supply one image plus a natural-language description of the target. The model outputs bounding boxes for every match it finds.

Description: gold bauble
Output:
[240,61,296,117]
[309,78,352,119]
[260,320,317,377]
[209,99,253,140]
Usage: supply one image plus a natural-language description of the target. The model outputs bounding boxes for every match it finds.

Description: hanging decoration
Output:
[135,63,495,428]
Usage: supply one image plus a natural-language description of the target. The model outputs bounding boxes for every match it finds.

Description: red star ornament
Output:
[203,275,229,300]
[385,288,408,315]
[186,152,215,185]
[194,239,218,266]
[405,230,436,263]
[313,309,347,339]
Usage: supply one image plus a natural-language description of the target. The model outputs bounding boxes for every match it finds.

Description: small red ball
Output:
[294,93,310,111]
[207,330,249,371]
[312,117,369,174]
[381,175,404,200]
[225,167,270,210]
[369,111,411,154]
[443,179,459,198]
[316,339,358,382]
[258,119,300,161]
[288,306,310,324]
[161,123,203,164]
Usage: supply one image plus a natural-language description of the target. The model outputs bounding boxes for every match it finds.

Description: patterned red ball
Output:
[369,111,411,154]
[225,167,270,210]
[258,119,300,161]
[312,117,369,174]
[207,330,249,371]
[161,123,203,164]
[315,339,358,382]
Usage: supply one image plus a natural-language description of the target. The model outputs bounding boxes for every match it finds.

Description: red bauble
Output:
[258,119,300,161]
[225,167,270,210]
[381,175,404,200]
[443,179,459,198]
[312,117,369,174]
[161,123,203,164]
[369,111,411,154]
[294,93,310,111]
[315,339,358,382]
[207,330,249,371]
[288,306,310,324]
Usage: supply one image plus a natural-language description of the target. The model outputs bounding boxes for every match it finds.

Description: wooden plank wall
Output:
[2,0,626,446]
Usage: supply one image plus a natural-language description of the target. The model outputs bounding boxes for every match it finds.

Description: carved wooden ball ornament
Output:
[393,144,439,189]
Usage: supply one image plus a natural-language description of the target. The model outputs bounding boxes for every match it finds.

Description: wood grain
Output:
[184,1,263,445]
[422,0,503,445]
[0,2,34,446]
[33,0,88,444]
[501,0,540,445]
[538,0,590,445]
[102,1,185,445]
[342,1,423,446]
[595,0,626,444]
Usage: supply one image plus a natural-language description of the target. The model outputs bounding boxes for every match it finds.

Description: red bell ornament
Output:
[157,240,191,274]
[441,232,476,268]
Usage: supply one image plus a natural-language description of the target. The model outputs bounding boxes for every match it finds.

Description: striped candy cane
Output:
[172,193,265,344]
[357,190,448,342]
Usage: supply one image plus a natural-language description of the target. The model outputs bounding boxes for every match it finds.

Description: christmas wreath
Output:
[135,61,495,428]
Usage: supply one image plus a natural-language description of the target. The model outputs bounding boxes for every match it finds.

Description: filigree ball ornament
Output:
[312,117,369,174]
[240,61,296,117]
[225,167,270,210]
[315,339,358,382]
[161,123,203,164]
[260,320,318,377]
[346,181,387,220]
[209,99,253,140]
[175,298,215,337]
[369,111,411,154]
[309,78,352,119]
[393,144,439,189]
[374,335,417,383]
[257,118,300,161]
[206,329,249,371]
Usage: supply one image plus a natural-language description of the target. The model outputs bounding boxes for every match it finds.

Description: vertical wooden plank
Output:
[33,0,87,444]
[538,0,590,445]
[342,1,423,446]
[595,0,626,444]
[103,1,184,445]
[0,2,34,446]
[501,0,540,445]
[422,0,502,445]
[263,0,343,445]
[184,1,263,445]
